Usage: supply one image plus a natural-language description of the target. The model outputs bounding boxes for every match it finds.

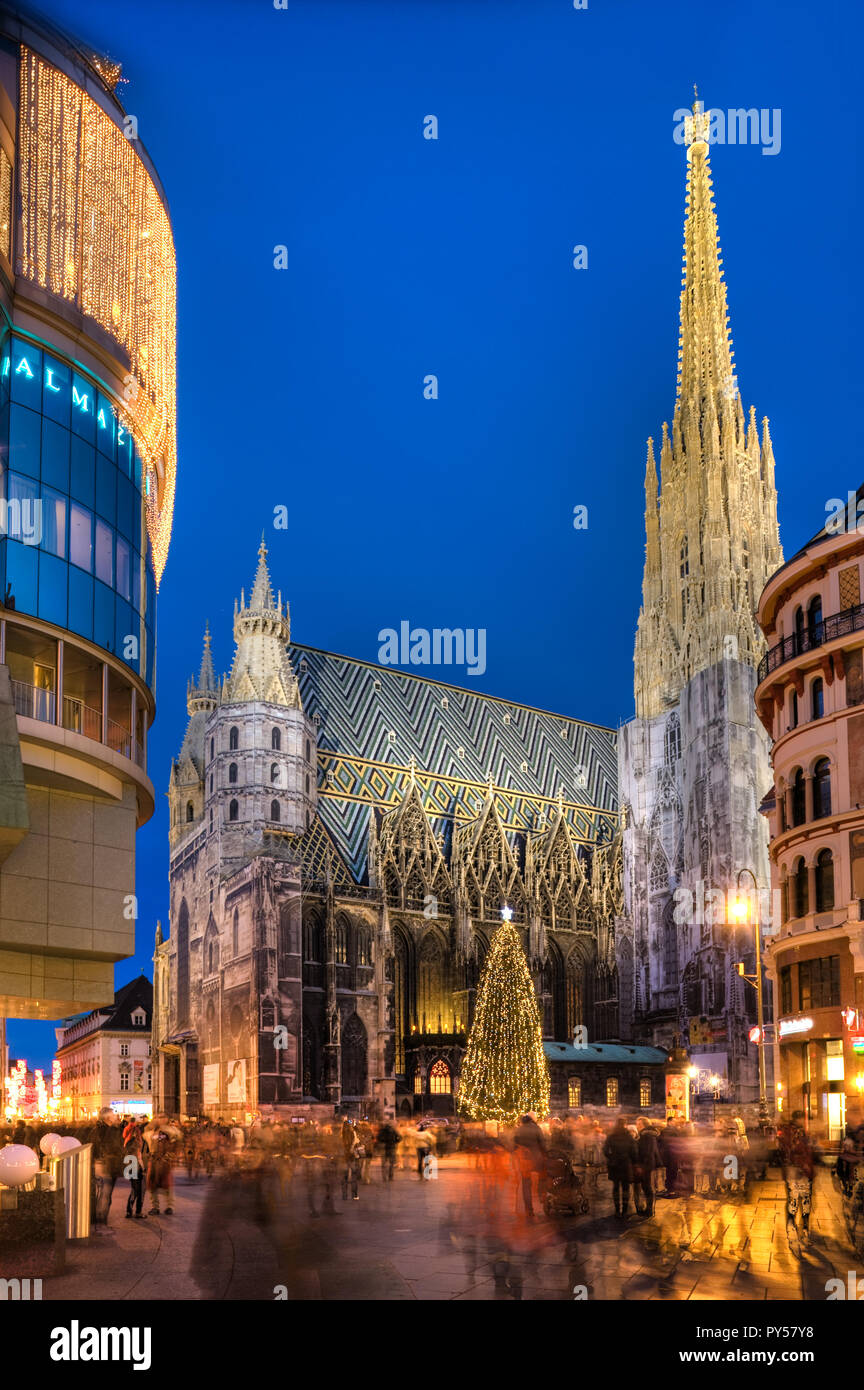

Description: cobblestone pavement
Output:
[37,1157,864,1301]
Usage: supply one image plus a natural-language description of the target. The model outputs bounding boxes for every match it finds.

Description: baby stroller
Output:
[543,1151,590,1217]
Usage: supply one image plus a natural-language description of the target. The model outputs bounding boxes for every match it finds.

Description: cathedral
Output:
[152,98,784,1120]
[152,544,621,1118]
[617,101,782,1105]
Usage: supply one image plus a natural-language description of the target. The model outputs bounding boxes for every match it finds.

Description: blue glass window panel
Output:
[40,486,67,559]
[133,447,142,492]
[5,539,38,615]
[96,394,116,460]
[131,550,141,612]
[9,404,41,480]
[8,473,42,545]
[115,600,134,665]
[115,534,131,601]
[38,552,68,628]
[68,565,93,641]
[94,518,113,588]
[41,419,70,492]
[10,341,42,411]
[94,580,115,653]
[70,435,95,508]
[145,623,155,688]
[0,538,6,601]
[70,373,96,443]
[0,343,10,410]
[95,453,116,526]
[42,356,70,426]
[116,474,136,543]
[116,420,133,480]
[69,501,92,572]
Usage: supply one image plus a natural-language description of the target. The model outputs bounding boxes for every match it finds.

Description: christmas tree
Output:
[457,908,550,1124]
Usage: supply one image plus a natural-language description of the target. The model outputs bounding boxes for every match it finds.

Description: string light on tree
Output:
[457,904,550,1124]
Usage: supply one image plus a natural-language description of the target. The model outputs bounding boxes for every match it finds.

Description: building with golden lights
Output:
[756,492,864,1140]
[0,5,176,1021]
[617,99,782,1110]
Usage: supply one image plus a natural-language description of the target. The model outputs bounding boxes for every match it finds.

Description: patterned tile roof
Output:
[291,644,618,882]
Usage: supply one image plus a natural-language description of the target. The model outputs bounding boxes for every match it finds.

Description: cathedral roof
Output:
[292,643,618,881]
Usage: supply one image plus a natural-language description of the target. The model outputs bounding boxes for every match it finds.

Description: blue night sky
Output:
[9,0,862,1069]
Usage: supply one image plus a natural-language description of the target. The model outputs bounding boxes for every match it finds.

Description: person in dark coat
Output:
[659,1116,680,1196]
[634,1117,661,1216]
[92,1110,124,1224]
[603,1116,637,1217]
[513,1114,547,1218]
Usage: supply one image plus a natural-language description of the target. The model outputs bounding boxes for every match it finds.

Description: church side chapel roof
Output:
[544,1041,668,1064]
[292,643,618,883]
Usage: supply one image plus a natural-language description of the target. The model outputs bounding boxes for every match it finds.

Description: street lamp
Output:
[729,867,769,1122]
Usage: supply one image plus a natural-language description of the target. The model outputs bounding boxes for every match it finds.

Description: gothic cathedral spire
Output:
[634,99,782,720]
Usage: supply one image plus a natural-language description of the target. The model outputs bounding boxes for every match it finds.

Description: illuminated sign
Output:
[748,1026,763,1044]
[778,1016,814,1038]
[852,1035,864,1056]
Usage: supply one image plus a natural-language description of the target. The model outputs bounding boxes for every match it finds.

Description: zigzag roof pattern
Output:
[291,644,618,882]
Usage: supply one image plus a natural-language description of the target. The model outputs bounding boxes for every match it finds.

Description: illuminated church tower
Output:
[617,101,782,1104]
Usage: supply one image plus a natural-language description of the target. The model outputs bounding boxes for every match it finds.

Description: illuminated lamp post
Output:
[729,867,769,1122]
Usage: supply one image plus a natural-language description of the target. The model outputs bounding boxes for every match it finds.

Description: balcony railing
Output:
[11,678,55,723]
[11,677,144,769]
[757,601,864,683]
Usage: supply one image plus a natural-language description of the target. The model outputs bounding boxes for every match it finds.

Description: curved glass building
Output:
[0,3,175,1019]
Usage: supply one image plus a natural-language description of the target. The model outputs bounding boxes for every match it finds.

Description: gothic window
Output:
[229,726,239,751]
[679,539,689,625]
[565,953,583,1039]
[341,1015,368,1097]
[813,758,831,819]
[429,1059,451,1094]
[270,800,280,822]
[568,1077,582,1108]
[306,739,311,761]
[808,594,823,644]
[305,774,310,795]
[176,899,190,1028]
[209,810,213,833]
[812,678,824,721]
[606,1077,619,1107]
[815,849,834,912]
[662,900,679,985]
[228,799,238,821]
[210,737,214,760]
[639,1079,651,1108]
[793,857,808,918]
[272,727,281,751]
[334,920,348,964]
[649,849,668,896]
[209,775,213,794]
[394,928,410,1074]
[664,714,680,765]
[229,762,238,784]
[792,769,806,826]
[232,908,239,957]
[186,802,194,822]
[419,933,446,1033]
[357,929,372,967]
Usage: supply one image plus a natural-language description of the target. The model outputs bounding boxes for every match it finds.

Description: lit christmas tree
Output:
[457,907,550,1123]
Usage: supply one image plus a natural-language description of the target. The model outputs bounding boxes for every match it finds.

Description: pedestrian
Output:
[92,1108,124,1225]
[122,1119,148,1219]
[512,1113,547,1218]
[604,1116,637,1218]
[777,1110,816,1250]
[634,1117,660,1216]
[377,1118,402,1181]
[341,1134,362,1201]
[144,1115,180,1215]
[659,1114,680,1197]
